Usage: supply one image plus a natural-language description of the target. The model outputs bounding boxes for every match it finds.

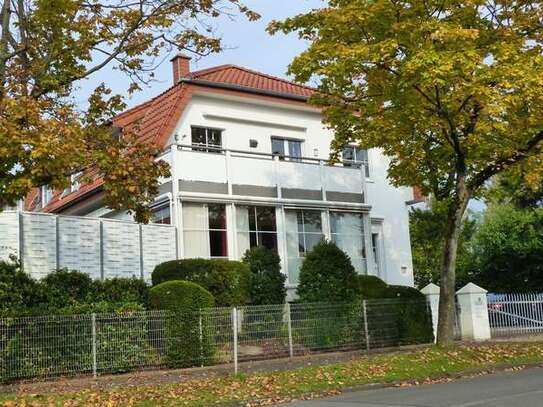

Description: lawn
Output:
[1,342,543,406]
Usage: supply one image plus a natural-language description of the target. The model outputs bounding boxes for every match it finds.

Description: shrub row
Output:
[152,246,287,306]
[0,259,149,317]
[296,241,434,345]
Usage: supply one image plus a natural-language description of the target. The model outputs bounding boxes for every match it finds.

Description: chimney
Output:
[171,53,192,84]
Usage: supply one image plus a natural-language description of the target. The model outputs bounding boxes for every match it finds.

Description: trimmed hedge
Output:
[152,259,251,306]
[296,240,357,303]
[91,277,150,307]
[353,275,389,299]
[353,275,434,345]
[1,264,151,317]
[242,246,286,305]
[149,280,215,367]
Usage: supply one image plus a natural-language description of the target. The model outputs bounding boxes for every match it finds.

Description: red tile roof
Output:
[32,64,316,213]
[188,65,315,98]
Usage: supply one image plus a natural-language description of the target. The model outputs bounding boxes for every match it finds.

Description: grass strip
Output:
[1,342,543,407]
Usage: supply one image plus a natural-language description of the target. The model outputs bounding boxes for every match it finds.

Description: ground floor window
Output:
[285,209,324,284]
[236,205,277,257]
[178,202,371,283]
[330,211,367,274]
[182,202,227,258]
[151,205,171,224]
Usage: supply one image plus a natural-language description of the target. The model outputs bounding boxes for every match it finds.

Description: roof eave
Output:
[48,184,104,213]
[179,78,311,102]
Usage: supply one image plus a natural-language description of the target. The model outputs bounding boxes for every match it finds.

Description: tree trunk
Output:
[436,177,470,345]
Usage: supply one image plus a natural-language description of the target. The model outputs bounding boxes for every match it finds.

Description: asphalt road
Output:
[285,366,543,406]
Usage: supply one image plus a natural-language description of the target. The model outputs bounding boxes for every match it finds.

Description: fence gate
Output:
[487,293,543,337]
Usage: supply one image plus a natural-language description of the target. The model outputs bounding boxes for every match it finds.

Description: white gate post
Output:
[421,283,440,343]
[456,283,491,341]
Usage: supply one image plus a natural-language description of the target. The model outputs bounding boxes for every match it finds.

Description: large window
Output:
[191,126,222,153]
[236,205,277,257]
[342,146,370,177]
[183,203,228,258]
[285,209,324,284]
[330,212,367,274]
[151,205,171,225]
[271,137,302,161]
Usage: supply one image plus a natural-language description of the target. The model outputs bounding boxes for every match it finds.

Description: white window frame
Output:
[236,205,278,252]
[70,171,82,193]
[41,185,53,207]
[271,136,304,161]
[191,126,223,153]
[183,202,228,259]
[329,210,368,274]
[151,204,171,225]
[342,145,370,177]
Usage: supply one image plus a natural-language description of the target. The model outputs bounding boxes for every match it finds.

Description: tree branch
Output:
[468,129,543,191]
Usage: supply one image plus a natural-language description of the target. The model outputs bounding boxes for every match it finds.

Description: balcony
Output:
[163,145,367,205]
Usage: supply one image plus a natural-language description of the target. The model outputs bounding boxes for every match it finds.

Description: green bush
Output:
[291,302,364,351]
[91,277,150,307]
[242,246,286,305]
[41,269,94,309]
[152,259,251,306]
[329,274,433,346]
[0,258,46,316]
[467,205,543,292]
[353,275,389,299]
[149,280,215,367]
[358,282,433,346]
[296,240,357,303]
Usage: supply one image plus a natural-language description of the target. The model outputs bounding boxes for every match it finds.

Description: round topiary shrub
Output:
[296,240,357,303]
[149,280,215,367]
[151,259,250,306]
[242,246,286,305]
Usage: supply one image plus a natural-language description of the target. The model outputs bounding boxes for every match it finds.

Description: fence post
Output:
[91,313,97,378]
[199,311,204,367]
[232,307,238,375]
[421,283,440,343]
[362,300,370,351]
[286,302,294,358]
[456,283,491,341]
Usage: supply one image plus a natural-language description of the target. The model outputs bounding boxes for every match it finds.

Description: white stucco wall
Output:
[365,150,415,286]
[63,91,415,287]
[168,92,415,286]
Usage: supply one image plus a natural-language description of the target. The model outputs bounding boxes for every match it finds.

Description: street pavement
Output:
[283,366,543,406]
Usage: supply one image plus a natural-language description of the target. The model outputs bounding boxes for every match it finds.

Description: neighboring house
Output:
[25,54,421,289]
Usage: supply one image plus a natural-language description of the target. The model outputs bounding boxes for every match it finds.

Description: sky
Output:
[77,0,324,110]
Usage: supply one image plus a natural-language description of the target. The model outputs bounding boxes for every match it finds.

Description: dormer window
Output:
[191,126,222,153]
[41,185,53,207]
[342,145,370,177]
[62,171,82,197]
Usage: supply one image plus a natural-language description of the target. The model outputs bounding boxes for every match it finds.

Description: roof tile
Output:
[33,64,315,213]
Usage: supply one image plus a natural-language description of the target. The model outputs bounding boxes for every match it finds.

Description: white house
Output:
[26,55,420,289]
